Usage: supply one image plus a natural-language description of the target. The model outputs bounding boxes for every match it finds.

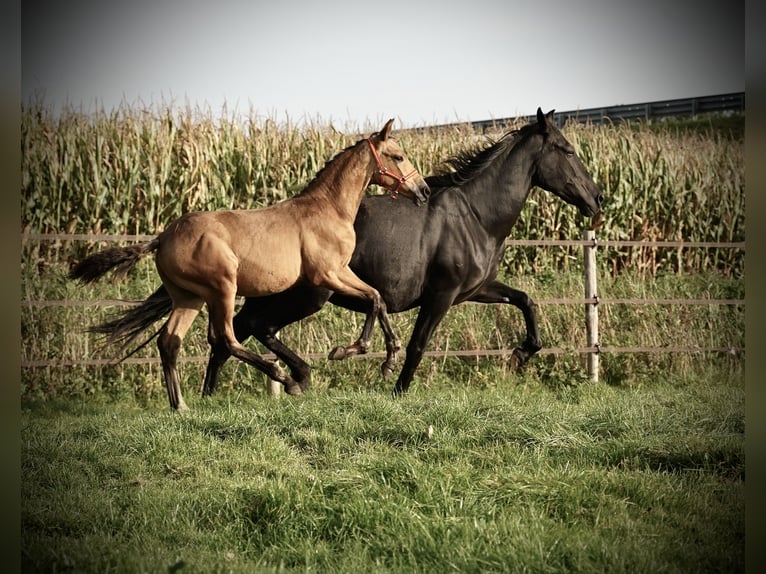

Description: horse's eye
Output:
[559,145,575,157]
[392,154,404,162]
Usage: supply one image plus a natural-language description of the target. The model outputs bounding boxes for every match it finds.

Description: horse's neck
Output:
[308,143,373,221]
[461,136,538,242]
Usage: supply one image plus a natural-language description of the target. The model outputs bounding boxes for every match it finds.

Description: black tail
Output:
[89,285,173,357]
[69,238,160,284]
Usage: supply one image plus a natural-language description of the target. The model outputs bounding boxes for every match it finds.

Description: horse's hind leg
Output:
[468,280,542,369]
[207,293,305,396]
[201,337,231,397]
[246,286,331,390]
[202,289,324,396]
[158,302,203,412]
[201,305,247,396]
[377,311,400,377]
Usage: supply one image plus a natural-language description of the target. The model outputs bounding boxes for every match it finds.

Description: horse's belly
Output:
[236,258,301,296]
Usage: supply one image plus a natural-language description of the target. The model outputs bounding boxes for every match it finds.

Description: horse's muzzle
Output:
[413,182,431,206]
[580,189,603,217]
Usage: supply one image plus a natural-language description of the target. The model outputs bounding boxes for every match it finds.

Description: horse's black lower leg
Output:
[225,340,304,395]
[207,298,304,396]
[327,295,379,360]
[203,287,330,396]
[202,313,240,397]
[393,294,454,396]
[255,329,313,391]
[247,287,330,389]
[377,310,400,377]
[468,280,542,369]
[328,294,401,378]
[202,343,231,396]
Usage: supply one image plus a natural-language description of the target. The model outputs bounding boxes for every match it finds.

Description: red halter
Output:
[367,139,417,199]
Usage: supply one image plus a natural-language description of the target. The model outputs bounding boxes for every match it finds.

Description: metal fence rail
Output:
[21,233,745,372]
[21,232,747,250]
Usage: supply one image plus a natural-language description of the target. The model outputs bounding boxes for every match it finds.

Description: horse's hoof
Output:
[297,377,311,392]
[284,383,303,396]
[380,362,395,378]
[509,348,524,371]
[328,346,348,360]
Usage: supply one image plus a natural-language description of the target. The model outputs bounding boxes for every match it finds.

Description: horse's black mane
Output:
[298,119,541,196]
[425,121,540,189]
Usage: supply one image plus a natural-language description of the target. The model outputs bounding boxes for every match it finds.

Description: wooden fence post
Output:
[268,378,282,396]
[583,229,599,382]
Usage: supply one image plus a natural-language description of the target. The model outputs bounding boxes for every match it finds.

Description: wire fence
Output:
[21,232,745,371]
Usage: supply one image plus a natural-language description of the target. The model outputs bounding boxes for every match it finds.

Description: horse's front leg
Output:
[393,291,456,395]
[327,303,376,360]
[468,280,542,369]
[322,267,399,370]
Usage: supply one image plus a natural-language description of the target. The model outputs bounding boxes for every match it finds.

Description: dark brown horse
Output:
[70,119,430,410]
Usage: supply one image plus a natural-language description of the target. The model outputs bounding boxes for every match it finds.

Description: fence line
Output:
[21,232,745,375]
[21,232,746,250]
[21,346,743,370]
[23,297,746,309]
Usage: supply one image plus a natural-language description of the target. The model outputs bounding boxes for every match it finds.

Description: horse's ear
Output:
[536,107,547,131]
[537,108,556,132]
[379,118,395,141]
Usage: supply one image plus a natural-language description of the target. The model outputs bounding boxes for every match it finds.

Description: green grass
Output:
[22,366,744,573]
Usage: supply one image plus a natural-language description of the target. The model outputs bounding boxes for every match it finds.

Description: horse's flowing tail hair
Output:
[69,238,169,359]
[69,238,160,284]
[89,286,174,358]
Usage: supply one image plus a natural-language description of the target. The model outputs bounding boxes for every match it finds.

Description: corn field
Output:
[22,101,744,278]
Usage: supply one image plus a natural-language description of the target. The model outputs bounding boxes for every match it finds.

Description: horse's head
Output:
[368,119,430,205]
[531,108,603,217]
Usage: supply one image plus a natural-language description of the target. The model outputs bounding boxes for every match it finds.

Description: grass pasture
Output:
[22,368,744,573]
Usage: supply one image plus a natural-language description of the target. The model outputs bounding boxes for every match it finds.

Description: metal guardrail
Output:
[427,92,745,132]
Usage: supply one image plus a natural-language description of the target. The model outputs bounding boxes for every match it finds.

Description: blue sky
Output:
[22,0,744,129]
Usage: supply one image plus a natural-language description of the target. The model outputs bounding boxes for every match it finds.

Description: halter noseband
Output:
[367,139,417,199]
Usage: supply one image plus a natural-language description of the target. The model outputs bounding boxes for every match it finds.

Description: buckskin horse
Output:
[200,108,603,396]
[70,119,430,410]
